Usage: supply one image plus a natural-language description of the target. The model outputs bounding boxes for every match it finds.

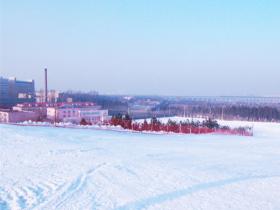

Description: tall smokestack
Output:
[44,68,48,103]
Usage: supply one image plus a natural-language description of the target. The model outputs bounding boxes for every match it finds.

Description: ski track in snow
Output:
[1,119,280,210]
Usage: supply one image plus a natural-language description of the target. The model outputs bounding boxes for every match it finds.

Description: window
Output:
[18,93,27,98]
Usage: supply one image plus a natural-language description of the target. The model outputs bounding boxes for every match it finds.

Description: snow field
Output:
[0,119,280,210]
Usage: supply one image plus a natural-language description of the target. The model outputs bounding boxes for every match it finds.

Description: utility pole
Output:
[44,68,48,103]
[127,106,130,116]
[168,105,171,116]
[54,105,57,127]
[179,123,182,133]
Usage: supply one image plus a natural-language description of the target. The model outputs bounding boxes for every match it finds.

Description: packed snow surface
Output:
[1,120,280,210]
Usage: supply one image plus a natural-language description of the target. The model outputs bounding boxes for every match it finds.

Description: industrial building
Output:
[46,102,109,124]
[0,77,9,108]
[12,102,50,120]
[0,76,35,108]
[0,109,39,123]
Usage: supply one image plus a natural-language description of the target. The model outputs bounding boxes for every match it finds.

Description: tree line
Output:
[153,102,280,122]
[108,114,252,136]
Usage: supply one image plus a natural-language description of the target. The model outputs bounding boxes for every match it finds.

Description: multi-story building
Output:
[0,76,35,108]
[0,109,39,123]
[0,77,10,108]
[12,102,50,120]
[46,102,109,124]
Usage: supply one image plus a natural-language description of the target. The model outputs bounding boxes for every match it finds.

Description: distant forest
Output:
[154,102,280,122]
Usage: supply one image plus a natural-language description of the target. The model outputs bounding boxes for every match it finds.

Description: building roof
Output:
[15,102,96,108]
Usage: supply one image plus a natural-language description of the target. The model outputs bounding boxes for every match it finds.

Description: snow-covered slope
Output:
[1,121,280,210]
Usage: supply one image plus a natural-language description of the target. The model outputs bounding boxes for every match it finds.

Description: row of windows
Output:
[63,110,76,114]
[63,114,75,118]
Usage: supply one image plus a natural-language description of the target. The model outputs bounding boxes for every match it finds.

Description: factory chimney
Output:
[44,68,48,103]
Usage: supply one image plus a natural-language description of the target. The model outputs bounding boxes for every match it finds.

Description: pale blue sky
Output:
[0,0,279,96]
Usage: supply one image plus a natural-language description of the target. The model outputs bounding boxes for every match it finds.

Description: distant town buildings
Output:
[0,102,109,123]
[0,77,35,108]
[1,69,279,124]
[0,71,109,124]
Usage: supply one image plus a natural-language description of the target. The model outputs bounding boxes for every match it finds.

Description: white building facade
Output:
[0,110,39,123]
[47,103,109,124]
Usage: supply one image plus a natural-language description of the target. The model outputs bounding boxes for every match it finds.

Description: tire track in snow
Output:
[0,186,13,210]
[0,179,65,210]
[115,175,280,210]
[0,199,9,210]
[36,163,106,209]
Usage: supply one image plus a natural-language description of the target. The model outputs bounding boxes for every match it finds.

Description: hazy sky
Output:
[0,0,279,96]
